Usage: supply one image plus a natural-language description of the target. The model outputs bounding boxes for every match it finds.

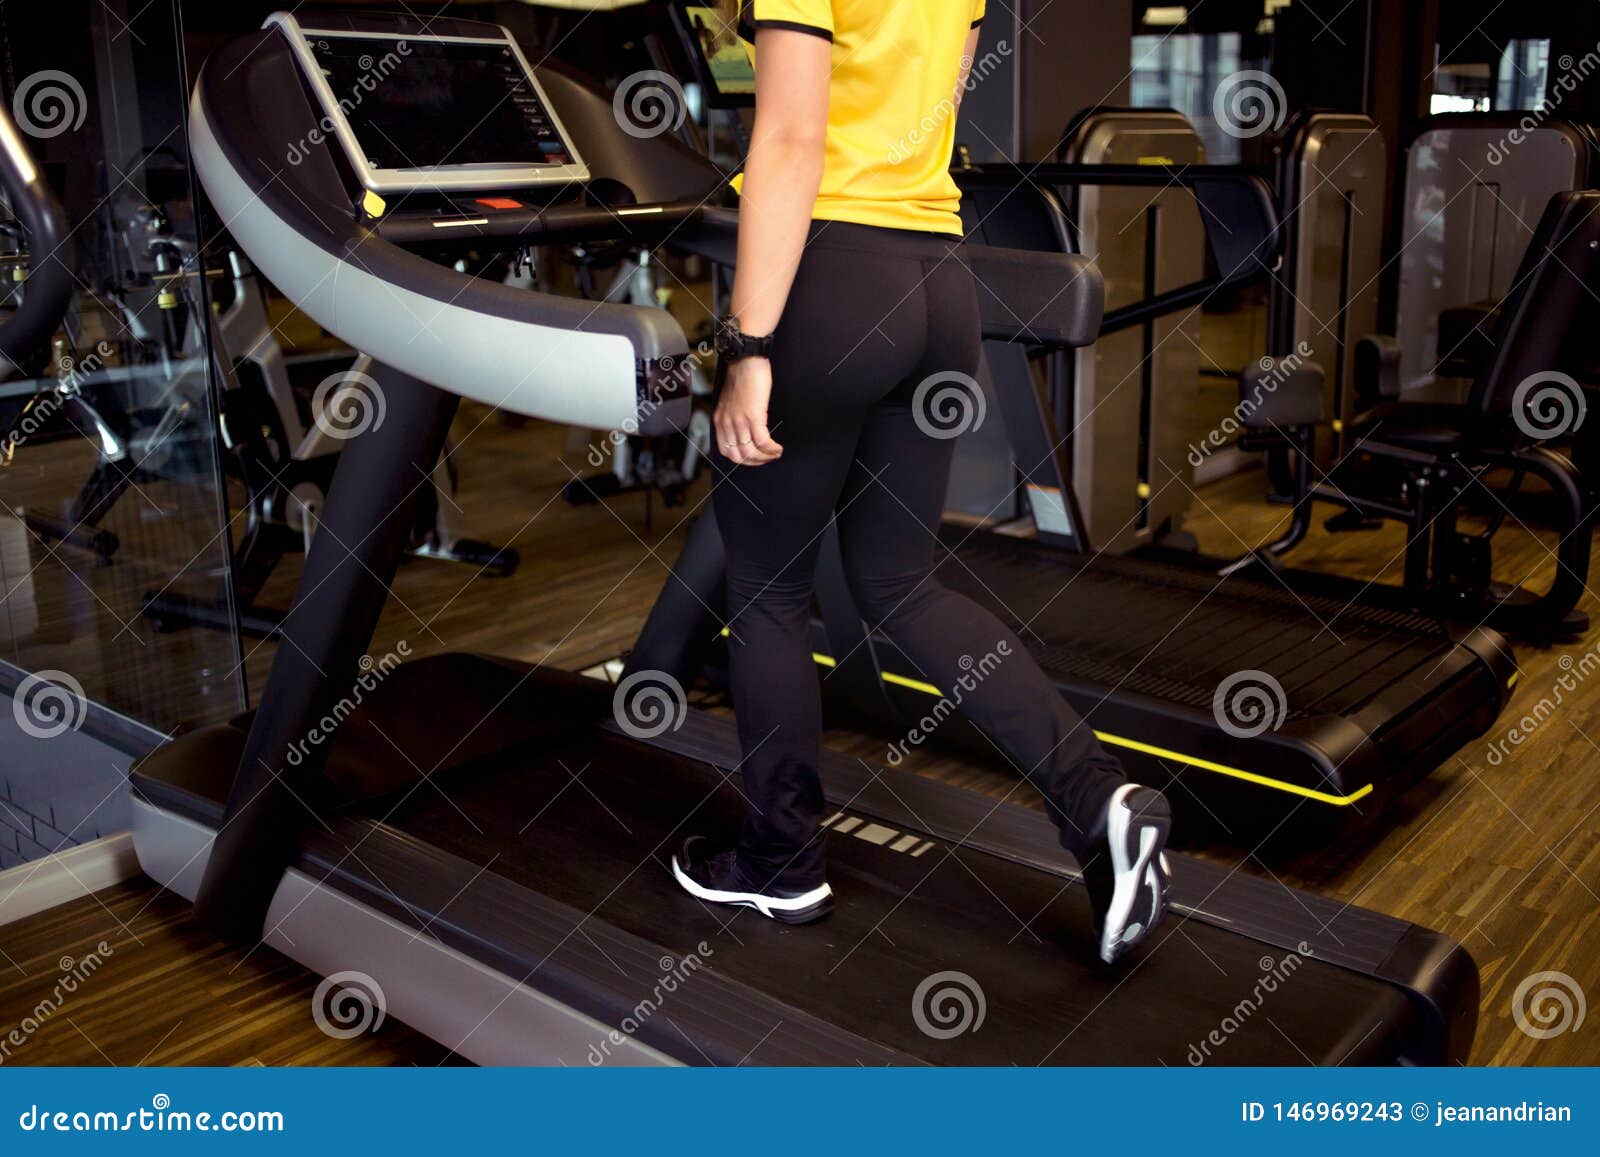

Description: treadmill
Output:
[132,9,1478,1066]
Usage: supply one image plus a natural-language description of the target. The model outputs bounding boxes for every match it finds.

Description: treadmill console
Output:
[269,11,589,193]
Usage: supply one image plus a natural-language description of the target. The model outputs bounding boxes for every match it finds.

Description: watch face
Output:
[715,319,771,360]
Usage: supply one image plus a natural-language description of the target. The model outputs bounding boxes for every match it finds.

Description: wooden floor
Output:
[3,407,1600,1066]
[0,880,453,1066]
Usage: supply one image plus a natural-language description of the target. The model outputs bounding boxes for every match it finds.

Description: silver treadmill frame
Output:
[131,798,676,1066]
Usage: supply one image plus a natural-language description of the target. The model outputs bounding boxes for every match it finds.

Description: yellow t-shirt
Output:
[738,0,985,236]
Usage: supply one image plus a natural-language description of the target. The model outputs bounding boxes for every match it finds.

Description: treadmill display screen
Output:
[306,34,576,171]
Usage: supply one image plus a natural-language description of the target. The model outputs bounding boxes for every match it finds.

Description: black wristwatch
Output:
[714,316,776,363]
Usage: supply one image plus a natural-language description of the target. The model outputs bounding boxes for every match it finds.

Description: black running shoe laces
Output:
[1081,784,1172,964]
[670,836,834,925]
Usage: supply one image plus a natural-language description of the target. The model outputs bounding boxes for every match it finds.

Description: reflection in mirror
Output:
[0,1,244,870]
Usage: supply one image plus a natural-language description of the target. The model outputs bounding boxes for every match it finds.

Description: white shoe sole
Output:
[1099,785,1172,964]
[671,856,834,923]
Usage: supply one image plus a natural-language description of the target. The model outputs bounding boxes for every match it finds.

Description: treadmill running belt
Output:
[377,731,1417,1065]
[937,530,1469,718]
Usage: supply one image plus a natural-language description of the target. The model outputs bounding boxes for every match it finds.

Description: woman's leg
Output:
[706,241,926,893]
[687,232,1170,957]
[709,423,858,892]
[833,256,1128,858]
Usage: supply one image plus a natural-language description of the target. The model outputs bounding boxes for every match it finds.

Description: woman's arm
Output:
[715,28,830,467]
[955,27,979,110]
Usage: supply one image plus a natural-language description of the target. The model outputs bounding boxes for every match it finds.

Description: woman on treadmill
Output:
[670,0,1173,964]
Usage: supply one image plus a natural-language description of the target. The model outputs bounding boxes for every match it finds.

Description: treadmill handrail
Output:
[955,163,1283,337]
[965,244,1104,347]
[664,207,1108,348]
[0,103,74,381]
[372,200,712,248]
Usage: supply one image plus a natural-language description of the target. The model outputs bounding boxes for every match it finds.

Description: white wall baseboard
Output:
[0,833,142,927]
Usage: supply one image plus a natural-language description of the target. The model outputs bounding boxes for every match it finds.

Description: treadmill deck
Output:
[806,530,1515,832]
[941,532,1477,720]
[129,658,1473,1066]
[383,730,1417,1065]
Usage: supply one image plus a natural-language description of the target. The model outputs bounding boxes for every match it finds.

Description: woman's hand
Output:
[715,357,784,466]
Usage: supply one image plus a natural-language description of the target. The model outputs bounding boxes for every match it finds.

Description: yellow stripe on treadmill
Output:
[910,841,934,857]
[1091,732,1374,806]
[854,823,898,846]
[820,812,844,829]
[730,628,835,669]
[832,816,864,835]
[881,670,942,696]
[810,653,936,695]
[805,653,1375,807]
[889,834,921,853]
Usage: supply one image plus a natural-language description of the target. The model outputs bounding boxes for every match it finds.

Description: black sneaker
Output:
[1079,784,1173,964]
[670,836,834,925]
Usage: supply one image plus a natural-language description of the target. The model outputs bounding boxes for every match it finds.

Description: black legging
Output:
[712,220,1126,891]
